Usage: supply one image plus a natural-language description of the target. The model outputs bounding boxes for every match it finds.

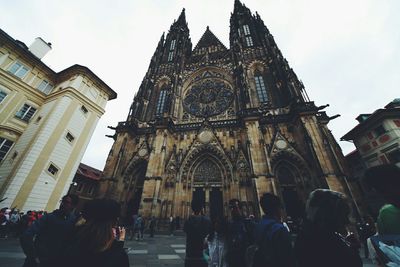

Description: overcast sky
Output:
[1,0,399,170]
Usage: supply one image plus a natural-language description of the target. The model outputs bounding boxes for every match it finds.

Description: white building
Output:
[0,29,117,211]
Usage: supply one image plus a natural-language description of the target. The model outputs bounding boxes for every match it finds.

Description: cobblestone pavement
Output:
[0,234,375,267]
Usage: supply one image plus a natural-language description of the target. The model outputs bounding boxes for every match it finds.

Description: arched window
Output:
[156,89,167,116]
[193,159,221,183]
[243,25,253,47]
[254,72,268,103]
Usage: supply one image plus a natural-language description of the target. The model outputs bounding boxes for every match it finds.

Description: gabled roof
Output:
[0,28,117,100]
[193,26,227,51]
[341,108,400,141]
[76,163,102,181]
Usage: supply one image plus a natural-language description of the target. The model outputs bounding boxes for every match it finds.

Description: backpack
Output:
[245,222,277,267]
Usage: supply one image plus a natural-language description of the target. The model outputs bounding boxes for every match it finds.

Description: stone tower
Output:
[99,1,351,222]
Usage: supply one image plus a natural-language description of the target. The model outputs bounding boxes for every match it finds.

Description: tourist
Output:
[134,214,144,240]
[364,164,400,265]
[175,215,181,230]
[149,216,156,237]
[20,194,79,267]
[365,164,400,235]
[169,215,175,236]
[60,198,129,267]
[0,208,10,238]
[295,189,362,267]
[184,200,211,267]
[226,199,252,267]
[204,216,228,267]
[248,193,295,267]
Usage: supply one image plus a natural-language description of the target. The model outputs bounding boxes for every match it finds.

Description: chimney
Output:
[28,37,52,59]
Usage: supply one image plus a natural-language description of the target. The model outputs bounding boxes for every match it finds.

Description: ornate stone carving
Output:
[183,79,234,117]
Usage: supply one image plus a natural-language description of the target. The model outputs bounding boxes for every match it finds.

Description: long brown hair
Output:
[75,220,115,252]
[75,199,120,253]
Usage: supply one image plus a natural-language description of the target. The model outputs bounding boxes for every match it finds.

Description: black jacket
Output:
[61,239,129,267]
[295,224,362,267]
[184,215,211,259]
[20,210,77,262]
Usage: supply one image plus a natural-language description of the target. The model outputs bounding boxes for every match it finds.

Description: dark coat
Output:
[295,223,362,267]
[20,210,77,263]
[61,239,129,267]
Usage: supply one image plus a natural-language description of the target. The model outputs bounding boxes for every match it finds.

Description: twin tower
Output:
[98,0,352,222]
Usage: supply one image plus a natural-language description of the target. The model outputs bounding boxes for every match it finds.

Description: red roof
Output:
[77,163,102,181]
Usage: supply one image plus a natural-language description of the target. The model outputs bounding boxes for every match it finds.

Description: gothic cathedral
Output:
[99,1,351,222]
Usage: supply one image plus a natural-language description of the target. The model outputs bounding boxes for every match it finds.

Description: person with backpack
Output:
[184,199,211,267]
[226,199,253,267]
[247,193,295,267]
[134,214,143,240]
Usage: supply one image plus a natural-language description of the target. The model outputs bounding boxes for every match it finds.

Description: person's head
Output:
[191,199,203,215]
[364,164,400,208]
[305,189,350,234]
[78,198,121,252]
[229,199,242,218]
[260,193,282,219]
[60,194,79,214]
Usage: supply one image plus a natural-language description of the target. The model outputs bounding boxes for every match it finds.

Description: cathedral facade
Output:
[99,1,352,222]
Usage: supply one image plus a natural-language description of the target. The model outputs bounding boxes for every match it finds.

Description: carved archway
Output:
[271,151,311,220]
[180,144,233,185]
[123,157,148,222]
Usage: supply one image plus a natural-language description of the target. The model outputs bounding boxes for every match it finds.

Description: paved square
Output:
[158,254,181,260]
[0,234,374,267]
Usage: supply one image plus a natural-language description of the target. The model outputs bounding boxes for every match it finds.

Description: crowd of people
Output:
[183,163,400,267]
[0,163,397,267]
[0,208,46,239]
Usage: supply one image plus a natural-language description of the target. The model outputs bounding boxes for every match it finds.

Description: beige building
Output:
[342,99,400,168]
[0,29,116,211]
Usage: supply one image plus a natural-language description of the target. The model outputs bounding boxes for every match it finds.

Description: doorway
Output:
[192,187,205,211]
[281,186,303,220]
[209,187,223,219]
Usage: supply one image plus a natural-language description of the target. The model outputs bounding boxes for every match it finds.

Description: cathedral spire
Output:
[234,0,244,12]
[176,8,186,26]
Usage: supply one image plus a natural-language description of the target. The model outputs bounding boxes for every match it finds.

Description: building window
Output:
[255,75,268,103]
[37,80,53,94]
[81,105,88,114]
[15,104,36,122]
[374,125,386,137]
[0,137,13,161]
[245,36,253,47]
[77,183,84,192]
[170,39,176,50]
[156,90,167,116]
[87,184,95,195]
[243,25,253,47]
[65,132,75,143]
[168,51,174,62]
[243,25,251,35]
[0,90,7,103]
[387,149,400,163]
[47,163,59,176]
[8,61,30,79]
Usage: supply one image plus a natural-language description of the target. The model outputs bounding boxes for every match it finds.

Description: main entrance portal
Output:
[192,187,224,219]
